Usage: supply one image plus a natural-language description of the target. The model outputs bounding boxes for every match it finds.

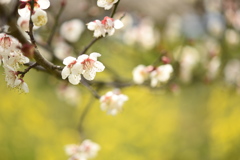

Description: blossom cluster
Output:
[100,90,128,116]
[18,0,50,29]
[0,33,30,92]
[133,64,173,87]
[61,52,105,85]
[65,139,100,160]
[87,16,124,38]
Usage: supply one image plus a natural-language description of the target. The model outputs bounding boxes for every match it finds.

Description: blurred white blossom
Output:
[176,46,200,83]
[60,19,85,43]
[224,59,240,87]
[225,29,240,46]
[123,17,160,50]
[132,65,153,84]
[53,39,73,60]
[56,84,81,106]
[150,64,173,87]
[65,139,100,160]
[206,56,221,81]
[100,90,128,115]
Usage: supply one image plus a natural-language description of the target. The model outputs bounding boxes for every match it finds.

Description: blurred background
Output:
[1,0,240,159]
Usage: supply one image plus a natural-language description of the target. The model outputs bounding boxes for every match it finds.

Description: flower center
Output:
[0,36,11,49]
[34,15,47,26]
[82,58,95,70]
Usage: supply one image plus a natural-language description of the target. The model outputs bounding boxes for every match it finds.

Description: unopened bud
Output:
[162,56,171,64]
[61,0,67,7]
[21,44,35,59]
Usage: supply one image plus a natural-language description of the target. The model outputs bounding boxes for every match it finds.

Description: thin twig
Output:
[79,37,102,55]
[92,80,134,88]
[78,95,95,138]
[110,0,121,18]
[81,77,101,99]
[81,79,100,99]
[19,62,38,78]
[47,1,66,45]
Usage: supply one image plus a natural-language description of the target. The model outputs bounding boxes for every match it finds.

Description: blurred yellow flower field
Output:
[1,72,240,160]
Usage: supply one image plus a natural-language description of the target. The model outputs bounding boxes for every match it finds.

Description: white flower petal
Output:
[61,66,70,79]
[14,79,22,86]
[107,28,115,36]
[18,7,30,17]
[38,0,50,9]
[68,74,81,85]
[94,30,103,37]
[87,22,96,31]
[97,0,106,7]
[63,56,76,65]
[89,52,101,60]
[21,82,29,93]
[83,70,96,81]
[114,20,124,29]
[77,54,89,62]
[93,61,105,72]
[71,63,83,75]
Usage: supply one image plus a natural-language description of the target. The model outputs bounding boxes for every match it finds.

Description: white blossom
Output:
[0,33,20,55]
[7,50,30,69]
[61,53,105,85]
[0,33,29,69]
[97,0,118,10]
[31,9,48,27]
[87,20,106,37]
[101,16,124,36]
[60,19,85,43]
[150,64,173,87]
[61,56,83,85]
[4,65,29,93]
[100,90,128,115]
[77,52,105,81]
